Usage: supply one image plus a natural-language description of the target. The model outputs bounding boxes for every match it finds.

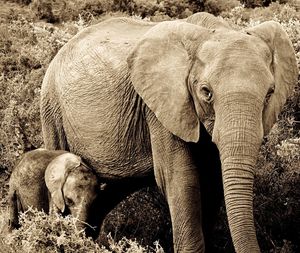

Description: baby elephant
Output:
[8,149,105,236]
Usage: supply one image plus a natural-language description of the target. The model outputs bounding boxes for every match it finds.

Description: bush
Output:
[111,0,200,20]
[240,0,297,8]
[4,0,32,5]
[223,2,300,25]
[241,0,272,8]
[204,0,240,16]
[0,15,77,172]
[30,0,116,23]
[5,209,104,252]
[28,0,203,22]
[1,209,165,252]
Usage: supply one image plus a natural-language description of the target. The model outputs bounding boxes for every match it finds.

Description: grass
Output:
[0,0,299,252]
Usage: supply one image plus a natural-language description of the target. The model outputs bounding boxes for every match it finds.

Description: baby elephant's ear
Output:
[50,190,65,213]
[45,153,81,213]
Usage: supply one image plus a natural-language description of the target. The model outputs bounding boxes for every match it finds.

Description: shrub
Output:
[158,0,195,18]
[241,0,273,8]
[4,0,32,5]
[204,0,240,16]
[1,209,164,252]
[240,0,297,8]
[223,2,300,25]
[4,209,104,252]
[0,16,75,172]
[29,0,204,22]
[116,0,201,19]
[30,0,115,23]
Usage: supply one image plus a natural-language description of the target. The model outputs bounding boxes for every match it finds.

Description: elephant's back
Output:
[51,17,156,96]
[45,17,155,88]
[56,17,155,63]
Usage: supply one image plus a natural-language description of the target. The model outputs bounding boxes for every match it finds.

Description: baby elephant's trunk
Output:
[75,200,97,238]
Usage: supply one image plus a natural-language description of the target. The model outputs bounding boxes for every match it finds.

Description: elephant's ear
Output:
[246,21,298,134]
[45,153,81,212]
[186,12,231,30]
[128,21,211,142]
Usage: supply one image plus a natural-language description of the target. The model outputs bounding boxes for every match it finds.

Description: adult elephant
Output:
[40,12,298,252]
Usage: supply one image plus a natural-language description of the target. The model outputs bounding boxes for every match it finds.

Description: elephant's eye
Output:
[265,86,274,104]
[65,197,74,207]
[200,85,213,102]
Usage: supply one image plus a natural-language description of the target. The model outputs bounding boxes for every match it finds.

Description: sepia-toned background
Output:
[0,0,299,252]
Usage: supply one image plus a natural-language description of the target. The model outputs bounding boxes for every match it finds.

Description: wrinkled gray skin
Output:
[8,149,101,235]
[40,12,298,253]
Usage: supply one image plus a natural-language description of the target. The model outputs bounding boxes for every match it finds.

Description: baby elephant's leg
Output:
[8,190,21,231]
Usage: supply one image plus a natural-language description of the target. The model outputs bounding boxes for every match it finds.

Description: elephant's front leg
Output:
[148,117,204,253]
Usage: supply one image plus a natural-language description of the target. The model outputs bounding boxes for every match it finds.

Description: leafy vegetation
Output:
[0,0,299,252]
[0,208,164,252]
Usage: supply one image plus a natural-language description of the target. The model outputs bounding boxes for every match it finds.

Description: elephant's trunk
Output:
[221,156,259,252]
[213,93,263,253]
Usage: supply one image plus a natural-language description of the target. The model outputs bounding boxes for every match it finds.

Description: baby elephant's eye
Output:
[200,85,213,102]
[65,197,74,207]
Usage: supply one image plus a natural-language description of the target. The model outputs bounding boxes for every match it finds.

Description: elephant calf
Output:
[8,149,105,236]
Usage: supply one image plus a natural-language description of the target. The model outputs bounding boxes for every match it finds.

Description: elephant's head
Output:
[128,13,298,252]
[45,153,106,234]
